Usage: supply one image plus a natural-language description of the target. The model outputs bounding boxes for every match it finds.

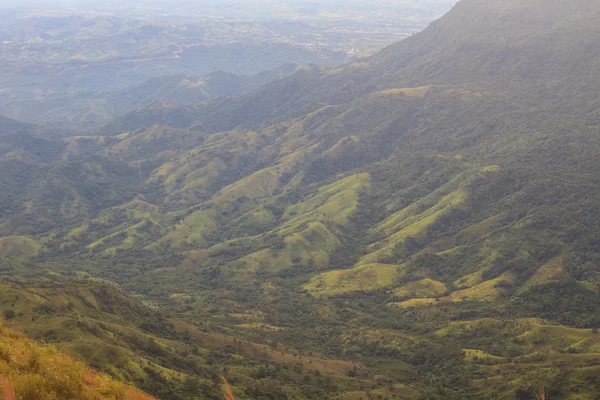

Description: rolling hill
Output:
[0,64,299,131]
[2,0,600,398]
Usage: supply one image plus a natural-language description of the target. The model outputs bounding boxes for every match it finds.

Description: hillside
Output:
[0,319,155,400]
[0,279,398,399]
[104,0,600,135]
[0,65,299,131]
[2,0,600,398]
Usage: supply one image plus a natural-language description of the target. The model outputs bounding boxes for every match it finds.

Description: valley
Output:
[0,0,454,133]
[2,0,600,399]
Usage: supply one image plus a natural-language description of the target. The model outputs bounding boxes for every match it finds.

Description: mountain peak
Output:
[372,0,600,86]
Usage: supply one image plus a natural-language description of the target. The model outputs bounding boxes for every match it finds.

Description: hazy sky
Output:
[0,0,457,10]
[0,0,457,22]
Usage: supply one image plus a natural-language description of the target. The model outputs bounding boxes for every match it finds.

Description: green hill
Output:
[3,0,600,398]
[0,65,298,131]
[0,279,384,399]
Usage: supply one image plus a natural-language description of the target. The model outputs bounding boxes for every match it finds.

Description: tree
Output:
[3,309,16,320]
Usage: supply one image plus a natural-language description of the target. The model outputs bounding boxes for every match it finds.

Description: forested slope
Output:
[2,0,600,398]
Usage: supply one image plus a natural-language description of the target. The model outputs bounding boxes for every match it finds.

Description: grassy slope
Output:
[0,320,155,400]
[305,264,404,296]
[434,318,600,399]
[0,280,381,399]
[0,237,41,261]
[2,0,600,398]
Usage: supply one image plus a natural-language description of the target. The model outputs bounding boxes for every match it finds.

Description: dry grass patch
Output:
[0,321,154,400]
[389,298,439,308]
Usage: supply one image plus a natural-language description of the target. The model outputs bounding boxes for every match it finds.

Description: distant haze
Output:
[0,0,456,19]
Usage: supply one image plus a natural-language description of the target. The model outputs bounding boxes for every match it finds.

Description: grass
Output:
[304,263,404,296]
[430,317,600,398]
[67,199,165,254]
[520,254,565,291]
[162,158,227,205]
[377,167,468,219]
[217,166,284,201]
[358,188,467,265]
[322,136,360,157]
[0,281,203,394]
[437,318,600,356]
[235,221,342,274]
[372,86,431,98]
[445,273,513,302]
[463,349,507,363]
[216,146,310,202]
[88,221,160,256]
[142,130,256,206]
[393,278,448,299]
[283,173,371,226]
[0,320,155,400]
[389,298,438,308]
[391,273,512,307]
[110,125,202,154]
[237,323,282,331]
[374,187,466,237]
[156,208,218,248]
[230,207,275,232]
[341,328,420,352]
[0,237,41,261]
[447,212,506,246]
[334,384,421,399]
[435,318,539,337]
[454,271,484,289]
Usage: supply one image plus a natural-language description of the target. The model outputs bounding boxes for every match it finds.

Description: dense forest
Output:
[2,0,600,398]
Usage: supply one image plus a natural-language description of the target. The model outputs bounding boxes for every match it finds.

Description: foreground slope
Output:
[0,320,155,400]
[0,279,381,399]
[3,0,600,398]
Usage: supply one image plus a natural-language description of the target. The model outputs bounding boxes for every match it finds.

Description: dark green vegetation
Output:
[3,0,600,398]
[0,279,366,399]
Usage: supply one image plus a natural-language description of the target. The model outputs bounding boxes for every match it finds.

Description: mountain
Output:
[0,64,299,131]
[3,0,600,399]
[0,115,34,136]
[0,277,378,399]
[105,0,600,134]
[0,11,353,132]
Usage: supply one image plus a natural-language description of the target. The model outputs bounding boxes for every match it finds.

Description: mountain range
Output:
[2,0,600,398]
